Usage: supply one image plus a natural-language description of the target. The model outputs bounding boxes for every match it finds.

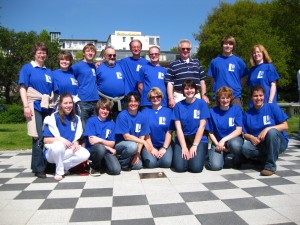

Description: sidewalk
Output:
[0,137,300,225]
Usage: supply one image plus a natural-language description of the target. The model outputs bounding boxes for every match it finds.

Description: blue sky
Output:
[1,0,264,52]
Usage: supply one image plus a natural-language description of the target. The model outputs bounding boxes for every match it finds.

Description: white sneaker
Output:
[89,167,101,177]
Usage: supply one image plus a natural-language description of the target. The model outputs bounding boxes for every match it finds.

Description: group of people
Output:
[18,35,289,181]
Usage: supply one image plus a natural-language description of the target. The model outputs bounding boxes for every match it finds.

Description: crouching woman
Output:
[43,93,90,181]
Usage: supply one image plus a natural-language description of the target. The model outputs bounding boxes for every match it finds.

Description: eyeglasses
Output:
[107,54,116,58]
[149,53,160,57]
[181,48,191,51]
[150,95,162,100]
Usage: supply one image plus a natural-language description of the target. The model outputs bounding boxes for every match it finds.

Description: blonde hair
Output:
[250,44,272,67]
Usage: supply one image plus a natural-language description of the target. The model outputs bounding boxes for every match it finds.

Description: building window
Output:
[123,37,126,42]
[130,37,134,41]
[156,38,160,45]
[149,37,155,45]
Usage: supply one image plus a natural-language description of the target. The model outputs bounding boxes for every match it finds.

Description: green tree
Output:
[0,27,60,103]
[194,0,293,103]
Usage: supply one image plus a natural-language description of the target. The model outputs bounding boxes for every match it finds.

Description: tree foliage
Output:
[194,0,297,102]
[0,27,60,104]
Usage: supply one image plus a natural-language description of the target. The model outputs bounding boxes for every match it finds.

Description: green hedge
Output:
[0,104,26,123]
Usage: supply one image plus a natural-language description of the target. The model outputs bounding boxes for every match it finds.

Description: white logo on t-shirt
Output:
[159,117,166,125]
[158,72,164,79]
[229,117,235,127]
[193,110,200,119]
[257,71,264,79]
[45,74,52,83]
[263,115,271,125]
[136,65,142,72]
[105,129,111,139]
[228,63,235,72]
[70,78,78,86]
[92,68,96,76]
[135,124,141,132]
[71,122,76,131]
[116,72,122,79]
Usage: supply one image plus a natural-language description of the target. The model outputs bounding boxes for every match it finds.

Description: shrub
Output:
[0,104,25,123]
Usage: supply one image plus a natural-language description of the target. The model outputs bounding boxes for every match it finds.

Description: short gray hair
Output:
[178,39,192,48]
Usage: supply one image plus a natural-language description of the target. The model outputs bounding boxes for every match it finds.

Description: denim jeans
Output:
[78,101,97,129]
[208,136,243,170]
[141,142,174,168]
[89,144,121,175]
[115,141,142,170]
[173,141,208,173]
[242,128,287,171]
[32,110,50,173]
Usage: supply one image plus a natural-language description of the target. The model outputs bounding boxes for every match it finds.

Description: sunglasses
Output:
[181,48,191,51]
[149,53,160,56]
[107,54,116,58]
[150,95,162,100]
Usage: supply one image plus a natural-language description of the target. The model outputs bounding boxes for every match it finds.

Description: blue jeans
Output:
[173,141,208,173]
[242,128,287,171]
[115,141,142,170]
[89,144,121,175]
[32,110,50,173]
[78,101,97,129]
[208,136,243,170]
[141,142,174,168]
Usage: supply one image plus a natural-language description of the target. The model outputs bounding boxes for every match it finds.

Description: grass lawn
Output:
[0,123,31,150]
[0,118,299,151]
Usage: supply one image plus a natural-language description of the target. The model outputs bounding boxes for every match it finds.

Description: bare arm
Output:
[167,82,175,108]
[175,120,190,160]
[268,81,277,103]
[241,77,247,87]
[138,82,143,95]
[258,121,288,141]
[88,136,115,148]
[200,80,209,103]
[19,84,32,119]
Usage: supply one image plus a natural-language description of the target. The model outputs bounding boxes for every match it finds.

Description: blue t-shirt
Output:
[43,112,79,142]
[18,62,53,112]
[115,110,150,142]
[119,57,149,94]
[243,103,289,145]
[83,116,116,150]
[142,107,175,148]
[71,61,99,102]
[206,105,243,141]
[96,62,125,97]
[208,55,248,99]
[247,63,279,107]
[137,62,168,107]
[172,98,210,143]
[53,68,78,95]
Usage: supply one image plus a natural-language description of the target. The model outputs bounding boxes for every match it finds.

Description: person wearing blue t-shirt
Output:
[206,87,244,170]
[119,39,148,95]
[172,79,210,173]
[71,44,99,128]
[247,44,280,108]
[137,46,168,107]
[208,36,248,107]
[141,87,174,168]
[84,98,121,176]
[96,46,125,120]
[43,94,90,181]
[115,92,152,170]
[53,51,78,96]
[242,85,289,176]
[19,42,54,179]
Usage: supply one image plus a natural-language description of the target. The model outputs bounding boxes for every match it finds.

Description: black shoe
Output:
[121,167,132,171]
[35,172,47,178]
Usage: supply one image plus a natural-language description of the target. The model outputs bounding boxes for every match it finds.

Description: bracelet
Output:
[24,106,29,108]
[192,142,198,147]
[202,93,207,96]
[162,146,168,150]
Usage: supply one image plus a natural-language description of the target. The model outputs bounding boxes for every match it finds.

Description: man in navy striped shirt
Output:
[165,39,209,108]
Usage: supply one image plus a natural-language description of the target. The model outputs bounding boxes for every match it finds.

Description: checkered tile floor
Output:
[0,137,300,225]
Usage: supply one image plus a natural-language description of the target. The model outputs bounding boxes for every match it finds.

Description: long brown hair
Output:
[58,93,76,125]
